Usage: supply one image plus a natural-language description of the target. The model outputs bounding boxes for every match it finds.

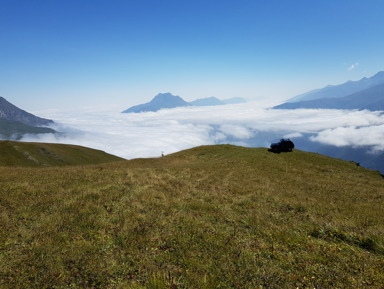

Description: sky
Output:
[1,0,384,111]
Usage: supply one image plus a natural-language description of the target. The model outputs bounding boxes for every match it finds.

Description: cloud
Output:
[22,104,384,159]
[283,132,303,139]
[348,62,359,71]
[217,124,254,139]
[310,124,384,151]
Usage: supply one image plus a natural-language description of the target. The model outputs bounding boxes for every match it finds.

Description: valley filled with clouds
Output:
[25,103,384,164]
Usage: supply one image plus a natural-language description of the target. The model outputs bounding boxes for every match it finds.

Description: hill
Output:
[0,140,124,167]
[1,144,383,288]
[274,71,384,110]
[0,96,54,126]
[122,93,191,113]
[286,134,384,173]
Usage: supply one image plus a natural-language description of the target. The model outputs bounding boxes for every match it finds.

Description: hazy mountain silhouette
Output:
[189,97,224,106]
[189,96,246,106]
[275,71,384,110]
[275,82,384,110]
[287,71,384,102]
[122,94,247,113]
[122,93,191,113]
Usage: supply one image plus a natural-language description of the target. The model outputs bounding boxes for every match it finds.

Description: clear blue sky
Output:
[1,0,384,110]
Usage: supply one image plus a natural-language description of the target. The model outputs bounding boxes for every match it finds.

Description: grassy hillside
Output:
[1,145,383,288]
[0,140,124,167]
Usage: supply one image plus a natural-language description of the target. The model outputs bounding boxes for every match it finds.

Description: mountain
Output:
[188,96,246,107]
[274,71,384,110]
[0,96,54,126]
[0,119,56,140]
[0,97,56,139]
[2,144,384,288]
[275,82,384,110]
[0,140,124,167]
[122,93,191,113]
[122,93,247,113]
[287,71,384,103]
[189,96,225,106]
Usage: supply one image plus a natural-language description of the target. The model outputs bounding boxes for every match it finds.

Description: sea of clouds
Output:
[22,102,384,159]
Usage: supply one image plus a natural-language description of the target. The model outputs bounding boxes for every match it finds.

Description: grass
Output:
[0,140,124,167]
[1,144,384,288]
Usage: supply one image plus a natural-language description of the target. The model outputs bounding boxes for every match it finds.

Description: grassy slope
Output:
[1,144,383,288]
[0,140,124,167]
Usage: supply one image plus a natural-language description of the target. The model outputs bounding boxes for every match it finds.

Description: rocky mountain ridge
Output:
[0,97,55,139]
[0,96,54,126]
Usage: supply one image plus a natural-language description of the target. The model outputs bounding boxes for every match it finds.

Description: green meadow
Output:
[1,143,383,288]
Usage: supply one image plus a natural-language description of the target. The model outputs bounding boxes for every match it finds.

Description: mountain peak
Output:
[152,92,182,101]
[122,93,191,113]
[155,92,173,98]
[0,96,54,126]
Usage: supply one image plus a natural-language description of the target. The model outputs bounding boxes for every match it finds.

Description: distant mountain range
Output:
[0,97,55,139]
[189,96,224,106]
[274,71,384,110]
[122,93,246,113]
